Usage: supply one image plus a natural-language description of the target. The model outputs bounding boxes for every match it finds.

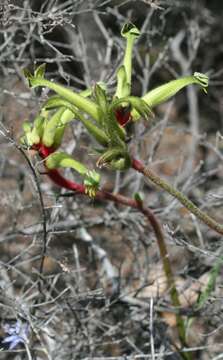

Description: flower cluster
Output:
[20,22,208,197]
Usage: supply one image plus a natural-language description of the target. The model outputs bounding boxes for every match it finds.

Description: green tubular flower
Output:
[20,77,106,150]
[46,152,100,197]
[43,87,126,149]
[43,96,109,147]
[115,66,129,100]
[132,72,209,120]
[96,147,131,170]
[115,23,140,98]
[34,115,45,138]
[42,107,66,148]
[110,157,131,171]
[20,115,45,147]
[20,108,68,150]
[193,72,209,92]
[46,152,88,174]
[24,64,100,122]
[84,170,101,197]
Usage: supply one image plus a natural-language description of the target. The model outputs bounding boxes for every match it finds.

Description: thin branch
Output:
[17,147,48,279]
[0,129,48,295]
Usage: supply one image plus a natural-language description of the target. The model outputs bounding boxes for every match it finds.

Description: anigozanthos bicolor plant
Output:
[21,24,223,356]
[21,22,208,191]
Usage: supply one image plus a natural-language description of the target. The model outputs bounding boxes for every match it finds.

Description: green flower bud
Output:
[97,147,131,170]
[42,108,66,148]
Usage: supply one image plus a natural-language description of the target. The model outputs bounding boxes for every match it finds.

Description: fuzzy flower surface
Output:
[2,320,29,350]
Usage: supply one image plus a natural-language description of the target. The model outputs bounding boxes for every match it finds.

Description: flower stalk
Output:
[132,158,223,235]
[33,148,190,357]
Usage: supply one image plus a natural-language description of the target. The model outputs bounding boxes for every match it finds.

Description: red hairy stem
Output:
[47,169,85,193]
